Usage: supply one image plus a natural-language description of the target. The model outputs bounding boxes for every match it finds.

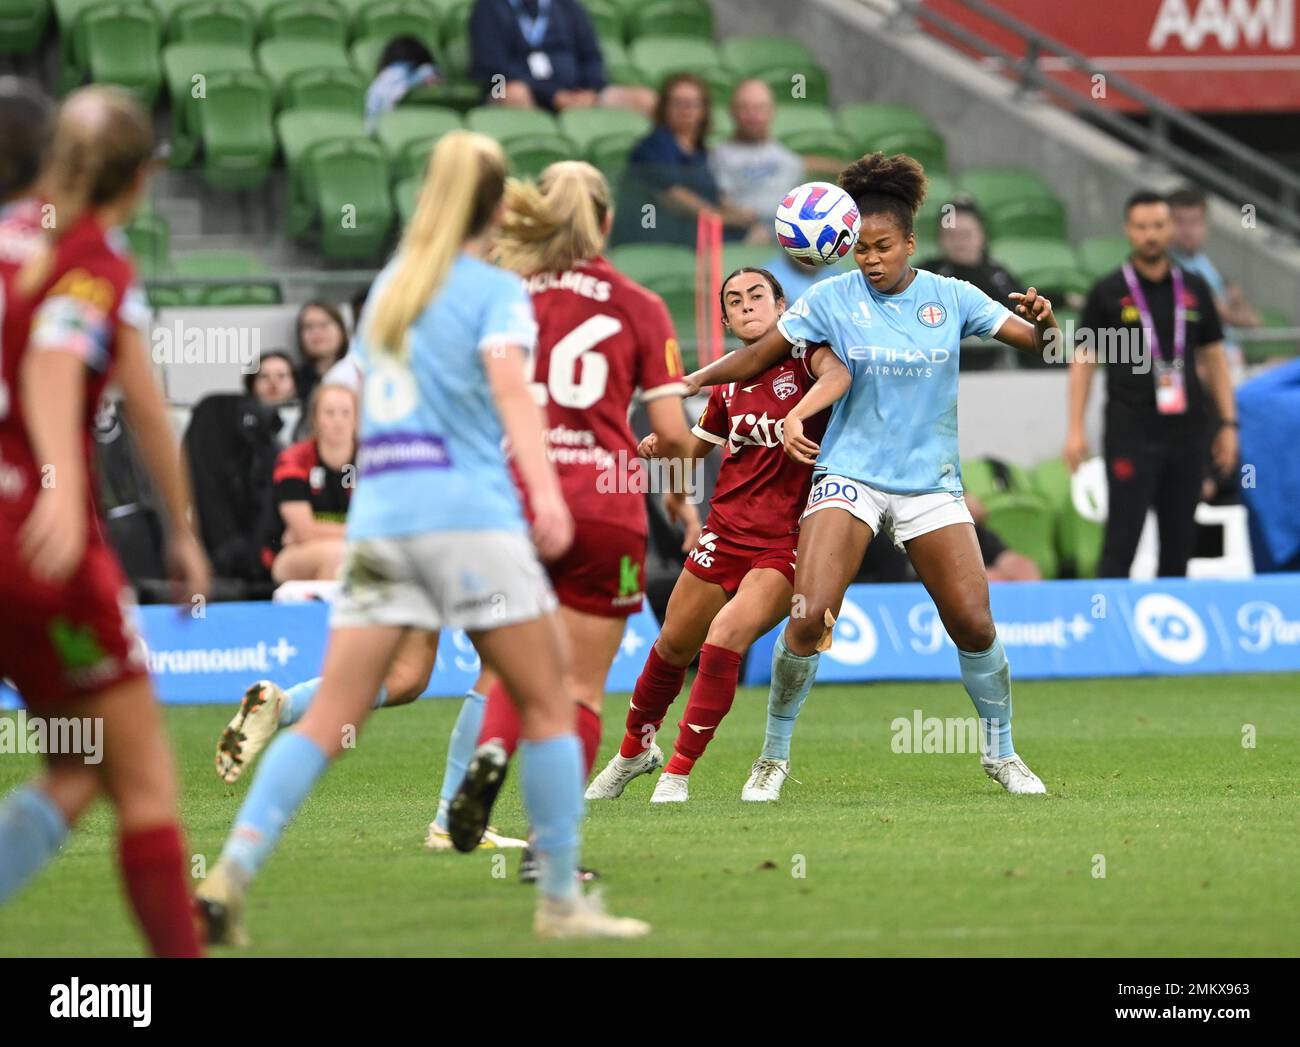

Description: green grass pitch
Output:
[2,673,1297,956]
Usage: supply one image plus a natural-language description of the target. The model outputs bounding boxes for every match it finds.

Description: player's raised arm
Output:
[683,322,794,394]
[996,286,1061,354]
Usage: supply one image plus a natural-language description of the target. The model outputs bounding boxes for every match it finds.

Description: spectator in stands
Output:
[365,36,440,133]
[1065,189,1238,578]
[262,385,357,584]
[469,0,653,114]
[294,301,349,404]
[245,349,299,448]
[616,74,762,246]
[917,197,1019,304]
[711,79,843,236]
[1168,185,1259,375]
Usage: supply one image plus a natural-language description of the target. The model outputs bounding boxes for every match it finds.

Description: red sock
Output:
[620,645,688,758]
[664,644,741,776]
[576,703,601,777]
[477,679,522,756]
[119,824,203,958]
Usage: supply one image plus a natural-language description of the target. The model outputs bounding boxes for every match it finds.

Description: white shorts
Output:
[801,474,974,548]
[330,530,557,633]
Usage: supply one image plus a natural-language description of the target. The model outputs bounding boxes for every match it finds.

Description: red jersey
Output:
[692,350,830,541]
[0,200,141,528]
[523,255,687,535]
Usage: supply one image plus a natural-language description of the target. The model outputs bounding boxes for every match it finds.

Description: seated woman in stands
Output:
[261,384,356,583]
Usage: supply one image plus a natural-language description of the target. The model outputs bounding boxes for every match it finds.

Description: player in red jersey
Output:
[438,161,708,855]
[585,265,850,803]
[0,83,210,956]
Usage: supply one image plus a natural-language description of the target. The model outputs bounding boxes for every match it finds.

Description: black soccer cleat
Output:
[448,741,510,853]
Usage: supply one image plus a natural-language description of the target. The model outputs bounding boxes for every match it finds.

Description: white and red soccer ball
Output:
[775,181,860,266]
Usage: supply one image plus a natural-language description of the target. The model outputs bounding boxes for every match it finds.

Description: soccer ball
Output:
[775,182,860,266]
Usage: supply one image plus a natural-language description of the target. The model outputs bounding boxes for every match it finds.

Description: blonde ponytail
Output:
[368,130,507,357]
[494,160,610,276]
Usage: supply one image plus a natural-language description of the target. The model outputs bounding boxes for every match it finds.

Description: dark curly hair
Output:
[838,152,928,237]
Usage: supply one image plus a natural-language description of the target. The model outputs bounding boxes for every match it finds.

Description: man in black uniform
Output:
[1065,190,1238,577]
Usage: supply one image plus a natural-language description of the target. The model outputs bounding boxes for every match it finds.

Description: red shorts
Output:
[546,518,646,618]
[0,530,148,710]
[682,524,798,595]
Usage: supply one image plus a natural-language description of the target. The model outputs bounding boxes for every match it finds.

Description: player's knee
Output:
[703,608,752,654]
[383,664,429,705]
[653,634,696,668]
[783,611,823,657]
[949,607,996,653]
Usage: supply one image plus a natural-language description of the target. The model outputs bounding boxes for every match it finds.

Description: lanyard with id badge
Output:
[511,0,553,80]
[1122,261,1188,415]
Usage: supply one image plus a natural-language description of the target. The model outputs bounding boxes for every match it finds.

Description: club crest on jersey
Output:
[917,302,946,327]
[310,466,325,491]
[772,370,799,401]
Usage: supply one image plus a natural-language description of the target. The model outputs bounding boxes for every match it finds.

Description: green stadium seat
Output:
[720,243,774,276]
[771,103,850,156]
[557,106,647,151]
[1246,306,1299,363]
[282,66,366,113]
[598,36,645,86]
[913,171,956,242]
[958,167,1067,240]
[438,0,470,47]
[374,106,462,156]
[305,136,395,260]
[504,134,576,179]
[168,0,257,45]
[719,35,817,77]
[0,0,51,53]
[125,211,170,279]
[586,130,640,183]
[261,0,347,42]
[629,35,731,99]
[960,456,1033,505]
[163,42,256,166]
[990,237,1090,298]
[465,106,559,139]
[393,174,421,225]
[197,70,276,190]
[624,0,712,42]
[257,38,351,102]
[835,103,947,174]
[981,492,1058,579]
[1029,456,1103,578]
[583,1,624,43]
[200,282,284,306]
[276,107,367,233]
[752,64,830,108]
[606,242,694,288]
[708,103,733,143]
[170,248,267,279]
[353,0,441,46]
[1078,235,1130,280]
[55,0,110,94]
[81,3,164,106]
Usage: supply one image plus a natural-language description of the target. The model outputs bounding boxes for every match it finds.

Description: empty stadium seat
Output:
[163,42,257,166]
[1030,456,1103,578]
[197,70,277,190]
[557,106,648,151]
[374,107,462,175]
[771,103,851,157]
[630,35,731,98]
[256,38,351,101]
[1078,234,1130,280]
[624,0,713,41]
[582,0,624,42]
[607,243,695,287]
[275,108,367,235]
[981,492,1058,579]
[393,175,421,225]
[282,67,366,113]
[719,35,817,78]
[720,243,775,276]
[465,106,559,139]
[125,211,170,279]
[959,167,1068,240]
[353,0,442,45]
[990,238,1090,298]
[835,103,947,175]
[306,137,394,260]
[598,36,645,86]
[0,0,50,53]
[81,3,164,106]
[261,0,347,42]
[168,0,257,46]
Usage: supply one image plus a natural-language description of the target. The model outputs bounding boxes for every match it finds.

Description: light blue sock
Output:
[279,678,387,726]
[518,734,583,901]
[220,732,329,880]
[761,632,820,762]
[958,635,1015,760]
[0,786,68,903]
[434,689,488,831]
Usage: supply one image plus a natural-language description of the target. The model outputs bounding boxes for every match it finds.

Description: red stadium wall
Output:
[923,0,1300,112]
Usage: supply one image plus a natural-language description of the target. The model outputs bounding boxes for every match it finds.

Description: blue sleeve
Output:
[569,0,606,90]
[478,272,539,355]
[776,281,833,351]
[955,278,1012,340]
[470,0,529,84]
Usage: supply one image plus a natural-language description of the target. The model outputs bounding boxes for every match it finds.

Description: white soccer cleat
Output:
[424,822,528,851]
[584,743,664,800]
[534,891,651,939]
[215,680,285,785]
[741,757,790,802]
[983,754,1047,794]
[649,772,689,804]
[195,860,250,947]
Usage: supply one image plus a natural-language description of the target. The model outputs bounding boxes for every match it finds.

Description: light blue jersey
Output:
[776,267,1011,495]
[346,252,538,539]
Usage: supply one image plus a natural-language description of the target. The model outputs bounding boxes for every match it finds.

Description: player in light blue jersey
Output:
[684,153,1060,797]
[197,131,650,942]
